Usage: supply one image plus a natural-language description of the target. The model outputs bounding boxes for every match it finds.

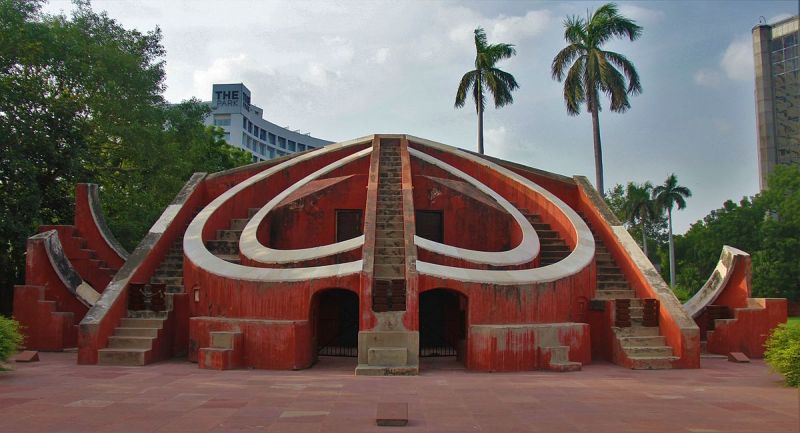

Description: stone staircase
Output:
[38,225,117,292]
[514,209,571,266]
[97,240,186,366]
[372,141,406,312]
[581,215,678,370]
[207,207,261,264]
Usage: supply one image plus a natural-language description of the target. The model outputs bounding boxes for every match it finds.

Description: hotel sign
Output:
[212,84,252,114]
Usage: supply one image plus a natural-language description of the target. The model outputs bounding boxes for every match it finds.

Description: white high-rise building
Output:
[202,83,332,161]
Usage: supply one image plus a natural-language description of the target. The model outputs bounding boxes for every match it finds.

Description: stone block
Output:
[368,347,407,367]
[14,351,39,362]
[728,352,750,363]
[376,402,408,427]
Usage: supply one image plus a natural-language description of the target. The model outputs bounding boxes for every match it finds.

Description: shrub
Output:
[764,322,800,387]
[0,316,23,362]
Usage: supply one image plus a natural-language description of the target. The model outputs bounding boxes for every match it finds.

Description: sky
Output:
[42,0,798,234]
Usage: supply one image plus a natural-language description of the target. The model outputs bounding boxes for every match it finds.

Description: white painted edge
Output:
[76,282,100,307]
[407,136,594,285]
[683,245,749,319]
[409,148,539,265]
[151,205,182,234]
[240,148,371,264]
[184,136,373,282]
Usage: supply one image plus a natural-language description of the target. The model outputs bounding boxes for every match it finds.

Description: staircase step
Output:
[374,264,404,279]
[619,335,667,348]
[216,229,242,241]
[114,327,159,337]
[595,290,637,299]
[120,317,165,329]
[229,218,250,231]
[628,356,679,370]
[107,336,155,349]
[97,348,150,366]
[614,326,661,337]
[624,345,674,357]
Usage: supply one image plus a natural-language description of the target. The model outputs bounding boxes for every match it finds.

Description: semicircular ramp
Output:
[409,148,539,266]
[683,245,749,319]
[408,136,595,284]
[239,148,371,265]
[184,137,371,282]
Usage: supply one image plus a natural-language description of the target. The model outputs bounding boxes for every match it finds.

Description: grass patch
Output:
[788,317,799,327]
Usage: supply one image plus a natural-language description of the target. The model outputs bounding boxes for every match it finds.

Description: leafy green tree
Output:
[551,3,642,194]
[0,0,250,314]
[605,182,667,260]
[653,174,692,287]
[455,27,519,155]
[623,181,657,257]
[752,165,800,301]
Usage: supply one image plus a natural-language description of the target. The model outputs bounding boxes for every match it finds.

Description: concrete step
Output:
[166,284,184,294]
[107,336,155,349]
[374,264,404,279]
[614,326,661,337]
[216,229,242,241]
[376,222,403,230]
[595,290,637,299]
[598,282,630,290]
[97,348,150,366]
[376,229,403,238]
[624,346,674,358]
[376,238,404,248]
[206,240,238,255]
[114,327,159,337]
[629,356,678,370]
[120,317,165,329]
[150,276,182,286]
[376,246,404,256]
[619,335,667,348]
[229,218,250,231]
[375,254,404,265]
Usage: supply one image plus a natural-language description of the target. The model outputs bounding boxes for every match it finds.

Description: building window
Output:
[297,143,306,151]
[260,143,266,155]
[260,130,266,141]
[268,133,276,145]
[278,137,286,149]
[213,115,231,126]
[223,132,230,141]
[253,126,259,137]
[242,135,247,146]
[269,148,275,159]
[243,117,247,128]
[288,140,296,152]
[248,122,253,134]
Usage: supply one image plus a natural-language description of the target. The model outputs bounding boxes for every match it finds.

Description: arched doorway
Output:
[419,289,467,363]
[311,289,359,359]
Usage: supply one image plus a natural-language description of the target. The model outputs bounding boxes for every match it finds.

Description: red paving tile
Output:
[0,353,798,433]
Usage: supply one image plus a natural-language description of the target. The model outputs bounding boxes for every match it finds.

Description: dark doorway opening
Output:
[336,209,363,242]
[415,210,443,243]
[419,289,466,359]
[313,289,359,357]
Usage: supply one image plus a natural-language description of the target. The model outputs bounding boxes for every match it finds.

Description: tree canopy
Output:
[0,0,250,314]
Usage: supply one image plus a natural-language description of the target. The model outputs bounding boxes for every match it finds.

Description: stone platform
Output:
[0,353,797,433]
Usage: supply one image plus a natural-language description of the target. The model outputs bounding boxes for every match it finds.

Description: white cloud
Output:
[370,47,390,65]
[490,10,552,43]
[720,35,754,81]
[617,4,665,24]
[192,54,259,97]
[693,68,722,87]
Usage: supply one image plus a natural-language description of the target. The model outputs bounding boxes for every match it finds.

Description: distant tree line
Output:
[608,166,800,303]
[0,0,251,315]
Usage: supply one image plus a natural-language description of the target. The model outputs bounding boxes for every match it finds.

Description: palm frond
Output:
[454,70,477,108]
[551,43,583,81]
[474,27,488,51]
[563,16,586,44]
[603,50,641,95]
[485,68,517,108]
[563,56,585,115]
[597,53,630,112]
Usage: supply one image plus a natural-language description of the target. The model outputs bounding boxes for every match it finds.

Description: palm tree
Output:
[623,181,657,258]
[551,3,642,195]
[455,27,519,155]
[653,174,692,287]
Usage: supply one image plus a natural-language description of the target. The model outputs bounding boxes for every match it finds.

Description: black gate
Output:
[317,290,359,357]
[419,289,464,357]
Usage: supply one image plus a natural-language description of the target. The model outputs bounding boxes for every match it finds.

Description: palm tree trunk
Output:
[591,104,604,195]
[641,222,648,258]
[667,207,676,287]
[477,104,484,154]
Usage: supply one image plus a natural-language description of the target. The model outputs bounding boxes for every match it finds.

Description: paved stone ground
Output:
[1,353,798,433]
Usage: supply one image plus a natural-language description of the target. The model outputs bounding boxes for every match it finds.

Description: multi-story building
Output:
[752,16,799,189]
[202,83,332,161]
